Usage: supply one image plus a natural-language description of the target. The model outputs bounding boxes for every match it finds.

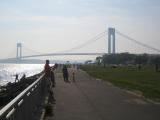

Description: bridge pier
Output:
[108,28,115,54]
[17,43,22,60]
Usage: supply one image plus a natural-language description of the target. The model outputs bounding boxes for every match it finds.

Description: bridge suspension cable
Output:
[116,30,160,53]
[11,31,107,59]
[59,31,107,53]
[22,31,107,56]
[22,44,43,55]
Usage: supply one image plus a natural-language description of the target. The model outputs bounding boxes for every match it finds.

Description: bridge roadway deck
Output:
[47,68,160,120]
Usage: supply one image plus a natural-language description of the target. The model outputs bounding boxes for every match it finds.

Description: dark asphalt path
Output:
[49,68,160,120]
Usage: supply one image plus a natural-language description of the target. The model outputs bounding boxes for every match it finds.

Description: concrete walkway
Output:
[49,68,160,120]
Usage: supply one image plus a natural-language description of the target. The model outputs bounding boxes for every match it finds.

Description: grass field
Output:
[81,65,160,102]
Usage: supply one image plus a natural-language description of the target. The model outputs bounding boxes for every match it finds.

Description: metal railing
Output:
[0,73,48,120]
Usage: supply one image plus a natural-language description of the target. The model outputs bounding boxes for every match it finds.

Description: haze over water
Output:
[0,64,44,86]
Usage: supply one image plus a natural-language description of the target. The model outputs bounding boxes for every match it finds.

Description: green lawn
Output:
[81,65,160,101]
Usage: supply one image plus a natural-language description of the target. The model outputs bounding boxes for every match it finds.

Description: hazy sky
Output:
[0,0,160,60]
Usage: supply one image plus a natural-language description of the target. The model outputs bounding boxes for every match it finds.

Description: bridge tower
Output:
[108,28,115,54]
[17,43,22,59]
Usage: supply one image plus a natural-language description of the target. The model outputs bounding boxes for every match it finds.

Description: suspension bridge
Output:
[2,27,160,60]
[1,28,160,120]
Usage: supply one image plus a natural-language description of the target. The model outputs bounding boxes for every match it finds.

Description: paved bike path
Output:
[51,68,160,120]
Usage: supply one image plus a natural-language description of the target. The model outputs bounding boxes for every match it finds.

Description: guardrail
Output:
[0,73,48,120]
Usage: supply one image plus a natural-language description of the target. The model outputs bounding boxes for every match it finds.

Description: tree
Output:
[118,53,135,64]
[85,60,92,64]
[151,56,160,72]
[102,54,107,67]
[134,54,149,70]
[95,56,102,65]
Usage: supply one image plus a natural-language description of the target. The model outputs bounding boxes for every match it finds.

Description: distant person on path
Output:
[51,66,56,88]
[77,64,80,70]
[72,71,75,82]
[62,65,69,83]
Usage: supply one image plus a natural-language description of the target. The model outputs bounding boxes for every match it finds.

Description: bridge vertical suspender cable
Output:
[116,30,160,53]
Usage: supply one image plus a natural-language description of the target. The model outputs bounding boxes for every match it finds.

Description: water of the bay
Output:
[0,64,44,86]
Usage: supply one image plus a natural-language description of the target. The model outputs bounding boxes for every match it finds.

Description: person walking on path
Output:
[71,65,76,82]
[51,66,56,88]
[62,65,69,83]
[72,71,75,82]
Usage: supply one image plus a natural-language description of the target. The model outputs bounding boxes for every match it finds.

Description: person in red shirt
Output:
[44,60,52,93]
[44,60,51,77]
[44,60,56,104]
